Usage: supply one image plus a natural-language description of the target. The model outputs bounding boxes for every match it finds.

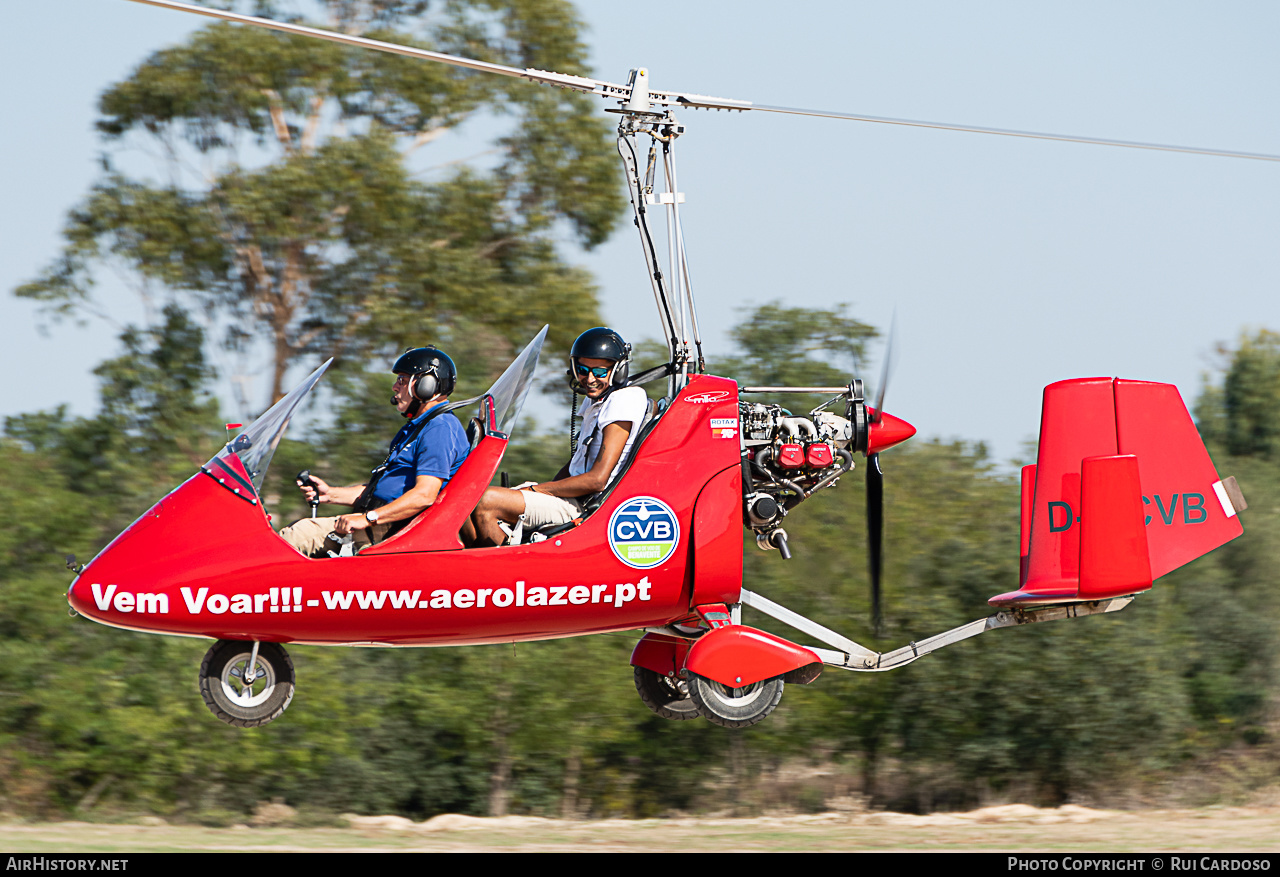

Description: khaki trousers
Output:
[278,516,393,558]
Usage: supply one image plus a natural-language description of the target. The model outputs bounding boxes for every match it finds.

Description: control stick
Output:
[297,470,320,518]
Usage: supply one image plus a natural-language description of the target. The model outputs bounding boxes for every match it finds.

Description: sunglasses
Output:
[574,363,612,379]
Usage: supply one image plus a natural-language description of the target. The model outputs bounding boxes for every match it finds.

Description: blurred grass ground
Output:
[3,806,1279,852]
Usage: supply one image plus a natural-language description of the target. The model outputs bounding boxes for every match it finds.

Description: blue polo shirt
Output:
[372,408,470,504]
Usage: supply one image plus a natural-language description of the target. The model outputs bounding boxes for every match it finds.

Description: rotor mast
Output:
[613,68,705,394]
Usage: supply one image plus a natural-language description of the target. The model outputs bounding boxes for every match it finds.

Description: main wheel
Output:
[199,640,295,728]
[634,667,700,721]
[687,673,784,729]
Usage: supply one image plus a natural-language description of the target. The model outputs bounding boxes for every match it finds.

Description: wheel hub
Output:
[222,654,276,707]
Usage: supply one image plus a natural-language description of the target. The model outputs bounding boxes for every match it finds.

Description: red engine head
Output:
[806,443,834,468]
[777,443,806,469]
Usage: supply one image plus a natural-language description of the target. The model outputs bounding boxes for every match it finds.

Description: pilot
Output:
[279,346,471,557]
[467,327,649,547]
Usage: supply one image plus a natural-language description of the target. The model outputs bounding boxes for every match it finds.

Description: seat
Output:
[466,416,484,450]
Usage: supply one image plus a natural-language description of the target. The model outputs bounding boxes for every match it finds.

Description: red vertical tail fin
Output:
[1113,380,1244,579]
[991,378,1243,608]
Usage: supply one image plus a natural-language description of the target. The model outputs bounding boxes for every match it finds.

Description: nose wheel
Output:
[199,640,295,727]
[686,674,784,728]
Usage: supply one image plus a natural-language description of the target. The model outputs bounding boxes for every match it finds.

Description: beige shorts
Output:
[520,490,585,529]
[277,515,393,558]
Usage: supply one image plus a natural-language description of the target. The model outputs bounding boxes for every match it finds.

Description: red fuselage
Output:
[69,374,918,647]
[69,376,748,646]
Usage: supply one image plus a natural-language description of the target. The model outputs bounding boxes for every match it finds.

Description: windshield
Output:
[207,359,333,496]
[203,329,542,500]
[487,325,547,437]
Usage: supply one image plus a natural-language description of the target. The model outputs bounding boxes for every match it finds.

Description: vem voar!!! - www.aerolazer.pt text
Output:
[86,578,654,615]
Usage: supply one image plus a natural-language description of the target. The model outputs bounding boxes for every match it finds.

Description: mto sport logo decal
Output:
[608,496,680,569]
[683,390,730,404]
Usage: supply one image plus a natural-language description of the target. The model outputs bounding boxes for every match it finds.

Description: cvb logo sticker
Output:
[609,496,680,569]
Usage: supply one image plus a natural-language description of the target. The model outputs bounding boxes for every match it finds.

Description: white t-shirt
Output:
[569,386,650,483]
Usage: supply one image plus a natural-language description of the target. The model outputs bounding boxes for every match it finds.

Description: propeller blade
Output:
[866,452,884,637]
[872,313,897,424]
[129,1,1280,164]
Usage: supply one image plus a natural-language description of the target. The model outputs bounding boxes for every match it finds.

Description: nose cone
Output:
[866,410,916,454]
[67,501,166,619]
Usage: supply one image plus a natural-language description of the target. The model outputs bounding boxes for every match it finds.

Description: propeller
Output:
[866,452,884,637]
[865,318,896,638]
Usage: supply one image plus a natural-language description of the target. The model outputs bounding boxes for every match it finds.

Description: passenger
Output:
[467,327,648,547]
[280,347,470,557]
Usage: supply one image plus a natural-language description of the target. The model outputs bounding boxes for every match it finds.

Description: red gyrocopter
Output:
[67,1,1255,728]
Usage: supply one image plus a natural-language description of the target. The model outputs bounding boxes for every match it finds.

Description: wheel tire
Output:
[634,666,700,721]
[199,640,295,728]
[687,673,784,729]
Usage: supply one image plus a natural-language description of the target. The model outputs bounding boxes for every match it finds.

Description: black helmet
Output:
[393,346,457,400]
[569,327,631,390]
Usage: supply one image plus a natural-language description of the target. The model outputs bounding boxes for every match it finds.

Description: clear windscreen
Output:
[486,326,548,437]
[208,359,333,494]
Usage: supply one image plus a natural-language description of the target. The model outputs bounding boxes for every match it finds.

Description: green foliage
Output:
[1220,330,1280,458]
[716,301,878,387]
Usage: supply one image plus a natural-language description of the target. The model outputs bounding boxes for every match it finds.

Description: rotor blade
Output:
[871,312,897,424]
[747,103,1280,163]
[866,452,884,637]
[129,2,1280,164]
[123,0,630,97]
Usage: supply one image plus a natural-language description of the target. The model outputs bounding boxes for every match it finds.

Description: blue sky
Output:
[4,1,1278,465]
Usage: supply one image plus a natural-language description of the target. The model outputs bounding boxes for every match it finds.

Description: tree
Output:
[7,303,1280,819]
[18,0,622,406]
[4,304,224,532]
[713,301,879,416]
[1221,330,1280,458]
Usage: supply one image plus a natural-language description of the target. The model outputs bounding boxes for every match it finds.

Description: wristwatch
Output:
[364,510,380,525]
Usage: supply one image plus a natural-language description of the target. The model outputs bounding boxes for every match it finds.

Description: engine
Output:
[739,401,855,552]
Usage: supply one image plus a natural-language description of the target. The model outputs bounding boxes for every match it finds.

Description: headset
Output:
[392,346,458,413]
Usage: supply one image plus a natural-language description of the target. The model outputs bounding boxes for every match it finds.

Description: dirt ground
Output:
[2,805,1278,852]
